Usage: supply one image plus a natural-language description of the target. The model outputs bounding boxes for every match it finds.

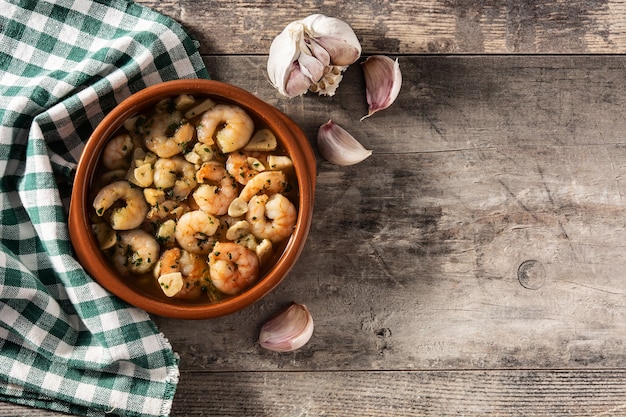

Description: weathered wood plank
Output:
[171,369,626,416]
[140,0,626,54]
[4,370,625,416]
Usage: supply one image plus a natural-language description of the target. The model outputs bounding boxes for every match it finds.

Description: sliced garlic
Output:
[143,188,165,206]
[228,197,248,217]
[244,128,277,151]
[184,98,216,119]
[185,142,215,166]
[226,220,251,241]
[246,157,266,173]
[236,233,258,251]
[267,155,293,171]
[317,119,372,166]
[360,55,402,120]
[259,303,314,352]
[91,223,116,250]
[256,238,273,265]
[127,148,156,187]
[158,272,184,297]
[267,14,361,97]
[129,163,154,188]
[156,219,177,246]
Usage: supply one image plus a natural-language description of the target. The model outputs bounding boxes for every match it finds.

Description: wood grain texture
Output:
[144,55,626,376]
[5,370,626,416]
[142,0,626,54]
[164,370,626,416]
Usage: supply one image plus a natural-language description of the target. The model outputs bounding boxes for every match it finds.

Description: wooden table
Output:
[6,1,626,416]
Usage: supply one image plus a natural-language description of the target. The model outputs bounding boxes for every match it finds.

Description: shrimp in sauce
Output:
[196,104,254,153]
[208,242,260,295]
[93,180,148,230]
[154,248,210,299]
[91,94,298,303]
[112,229,159,275]
[247,193,297,243]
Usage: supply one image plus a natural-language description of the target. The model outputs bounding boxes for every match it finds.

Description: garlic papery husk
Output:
[317,119,372,166]
[360,55,402,120]
[267,14,362,98]
[259,303,314,352]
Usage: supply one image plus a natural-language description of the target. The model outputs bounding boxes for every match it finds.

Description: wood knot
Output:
[517,260,546,290]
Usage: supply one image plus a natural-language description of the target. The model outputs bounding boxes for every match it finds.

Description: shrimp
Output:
[227,170,288,217]
[154,248,210,299]
[141,99,195,158]
[226,152,266,185]
[93,180,148,230]
[112,229,159,275]
[239,170,287,202]
[175,210,219,254]
[102,133,134,170]
[208,242,260,295]
[196,104,254,153]
[247,193,297,243]
[153,156,198,201]
[192,161,239,216]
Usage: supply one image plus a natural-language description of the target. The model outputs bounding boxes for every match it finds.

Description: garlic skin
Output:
[267,14,362,98]
[259,303,314,352]
[317,119,372,166]
[360,55,402,120]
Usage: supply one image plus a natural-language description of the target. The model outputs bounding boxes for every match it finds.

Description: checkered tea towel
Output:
[0,0,209,415]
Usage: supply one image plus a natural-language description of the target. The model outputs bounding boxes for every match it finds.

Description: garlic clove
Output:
[285,66,317,98]
[317,119,372,166]
[297,49,326,82]
[259,303,314,352]
[268,21,308,97]
[360,55,402,120]
[305,38,331,67]
[301,14,362,66]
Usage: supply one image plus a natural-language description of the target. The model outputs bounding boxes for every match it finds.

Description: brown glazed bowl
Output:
[68,79,316,319]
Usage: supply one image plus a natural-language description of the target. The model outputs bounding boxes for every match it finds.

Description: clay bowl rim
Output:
[68,79,315,320]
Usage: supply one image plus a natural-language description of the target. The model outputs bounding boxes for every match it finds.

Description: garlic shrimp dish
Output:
[89,94,299,303]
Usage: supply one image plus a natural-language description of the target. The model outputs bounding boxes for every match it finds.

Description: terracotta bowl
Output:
[68,79,315,319]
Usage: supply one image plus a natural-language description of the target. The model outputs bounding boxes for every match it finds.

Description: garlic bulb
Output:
[317,119,372,166]
[267,14,362,97]
[259,303,314,352]
[360,55,402,120]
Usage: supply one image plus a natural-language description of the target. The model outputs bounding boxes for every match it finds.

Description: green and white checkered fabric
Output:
[0,0,209,415]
